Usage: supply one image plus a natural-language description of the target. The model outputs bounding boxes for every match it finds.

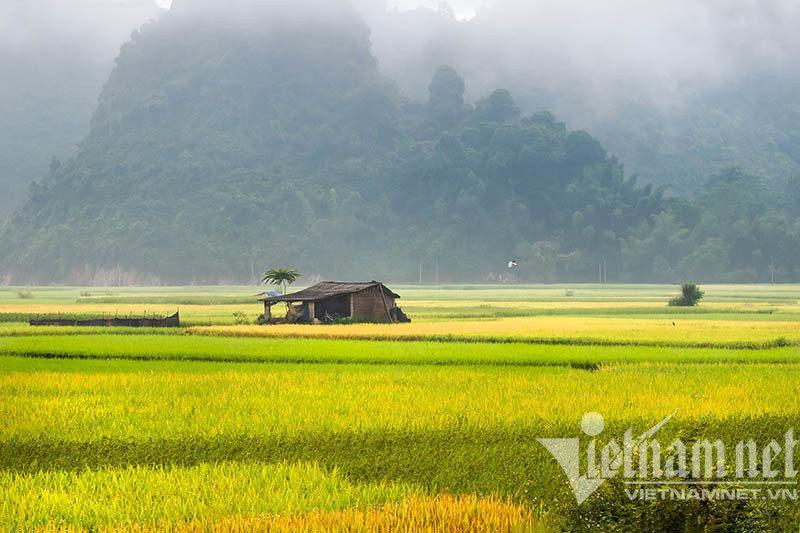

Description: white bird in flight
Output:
[508,260,518,268]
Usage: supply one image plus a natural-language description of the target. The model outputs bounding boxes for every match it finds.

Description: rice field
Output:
[191,316,800,348]
[3,335,800,367]
[1,284,799,531]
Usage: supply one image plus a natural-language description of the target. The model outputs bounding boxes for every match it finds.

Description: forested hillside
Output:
[1,0,799,284]
[363,1,800,195]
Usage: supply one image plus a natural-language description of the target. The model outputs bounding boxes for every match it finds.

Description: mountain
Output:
[0,1,665,284]
[3,0,800,285]
[4,1,799,220]
[0,0,162,218]
[361,0,800,195]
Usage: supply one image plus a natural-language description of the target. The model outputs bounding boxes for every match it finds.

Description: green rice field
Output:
[1,284,799,531]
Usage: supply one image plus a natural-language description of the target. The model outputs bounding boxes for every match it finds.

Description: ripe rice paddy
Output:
[191,315,800,348]
[1,284,799,531]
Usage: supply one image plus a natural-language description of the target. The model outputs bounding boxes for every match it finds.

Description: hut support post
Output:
[308,301,315,321]
[264,302,271,321]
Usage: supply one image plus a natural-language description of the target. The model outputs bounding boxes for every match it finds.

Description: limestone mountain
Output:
[4,1,798,284]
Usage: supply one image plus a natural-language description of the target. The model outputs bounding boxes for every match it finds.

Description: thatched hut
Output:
[257,281,409,323]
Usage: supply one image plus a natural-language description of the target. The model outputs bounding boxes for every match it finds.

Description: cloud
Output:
[0,0,162,51]
[358,0,800,111]
[384,0,496,20]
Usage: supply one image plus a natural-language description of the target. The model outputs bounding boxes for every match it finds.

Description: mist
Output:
[362,0,800,107]
[352,0,800,193]
[1,0,799,284]
[3,0,798,217]
[0,0,162,217]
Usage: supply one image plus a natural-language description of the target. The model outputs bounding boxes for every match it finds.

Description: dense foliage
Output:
[363,3,800,196]
[668,282,704,307]
[1,2,800,284]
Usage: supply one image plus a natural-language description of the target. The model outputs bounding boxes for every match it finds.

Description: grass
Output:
[2,357,799,529]
[190,315,800,348]
[0,461,418,532]
[400,303,793,321]
[0,323,187,337]
[4,314,800,349]
[2,335,800,368]
[3,358,799,440]
[9,486,551,532]
[2,284,800,332]
[2,284,800,530]
[0,305,262,326]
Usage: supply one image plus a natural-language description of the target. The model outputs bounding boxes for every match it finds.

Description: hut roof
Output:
[257,281,400,303]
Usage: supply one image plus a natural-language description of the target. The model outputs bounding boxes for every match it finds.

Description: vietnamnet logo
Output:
[538,412,799,504]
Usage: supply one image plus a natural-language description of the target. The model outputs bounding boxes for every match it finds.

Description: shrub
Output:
[668,282,704,307]
[15,291,34,299]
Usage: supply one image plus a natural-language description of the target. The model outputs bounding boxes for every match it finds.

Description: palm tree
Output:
[261,268,301,294]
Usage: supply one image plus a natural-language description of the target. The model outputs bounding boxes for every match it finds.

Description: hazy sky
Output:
[152,0,496,19]
[385,0,495,19]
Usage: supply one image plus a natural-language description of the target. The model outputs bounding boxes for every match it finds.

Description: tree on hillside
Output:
[262,268,301,294]
[668,282,704,307]
[473,89,520,123]
[427,65,466,129]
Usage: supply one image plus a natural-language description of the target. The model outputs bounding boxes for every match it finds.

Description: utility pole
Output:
[604,259,607,284]
[419,261,423,285]
[599,263,603,284]
[770,261,776,285]
[435,260,439,285]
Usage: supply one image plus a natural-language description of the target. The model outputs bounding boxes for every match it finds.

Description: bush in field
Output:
[668,282,704,307]
[15,291,34,299]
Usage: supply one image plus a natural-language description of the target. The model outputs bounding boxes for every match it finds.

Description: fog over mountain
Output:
[0,0,162,216]
[359,0,800,192]
[365,0,800,99]
[2,0,799,219]
[1,0,800,284]
[0,0,666,283]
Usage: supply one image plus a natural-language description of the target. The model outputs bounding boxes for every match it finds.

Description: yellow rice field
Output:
[3,284,800,531]
[192,315,800,346]
[26,494,550,533]
[4,363,798,441]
